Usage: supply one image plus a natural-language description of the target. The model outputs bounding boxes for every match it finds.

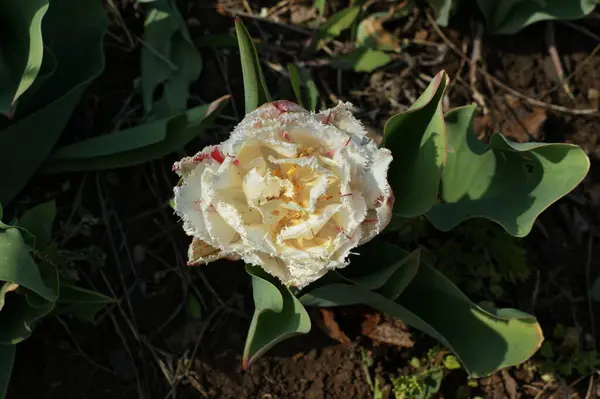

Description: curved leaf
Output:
[16,200,56,250]
[476,0,597,34]
[243,265,310,369]
[54,281,115,323]
[300,243,420,305]
[235,18,271,114]
[426,105,589,237]
[340,241,420,293]
[0,0,108,205]
[313,6,361,48]
[45,95,229,172]
[0,228,56,306]
[0,0,49,114]
[330,48,391,73]
[0,344,15,399]
[381,262,543,377]
[382,70,449,218]
[140,0,202,117]
[0,251,58,345]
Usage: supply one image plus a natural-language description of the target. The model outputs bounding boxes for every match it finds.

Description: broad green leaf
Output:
[45,95,229,172]
[16,200,56,250]
[314,6,361,47]
[140,0,202,116]
[425,106,590,237]
[0,0,49,114]
[330,48,391,72]
[299,282,385,307]
[243,265,310,368]
[476,0,597,34]
[235,18,271,114]
[0,344,15,399]
[0,227,56,307]
[0,0,108,205]
[300,242,420,306]
[53,282,115,323]
[0,258,58,344]
[300,242,543,377]
[288,64,304,108]
[382,70,448,218]
[340,241,420,293]
[380,262,544,377]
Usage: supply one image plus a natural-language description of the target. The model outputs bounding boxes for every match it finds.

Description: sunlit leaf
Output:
[382,70,449,219]
[330,48,391,72]
[243,265,310,368]
[312,6,361,50]
[235,18,271,114]
[426,105,590,237]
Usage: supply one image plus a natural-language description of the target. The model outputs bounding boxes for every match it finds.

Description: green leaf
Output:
[0,227,56,307]
[476,0,597,34]
[0,0,49,114]
[341,241,419,294]
[429,0,455,27]
[16,200,56,250]
[300,243,544,377]
[243,265,311,368]
[314,6,361,47]
[287,64,319,111]
[53,282,115,323]
[45,95,229,172]
[383,262,544,377]
[300,243,420,306]
[235,18,271,114]
[313,0,326,17]
[382,70,449,218]
[0,344,15,399]
[140,0,202,116]
[330,48,391,72]
[0,254,58,344]
[288,63,304,108]
[425,106,590,237]
[0,0,108,205]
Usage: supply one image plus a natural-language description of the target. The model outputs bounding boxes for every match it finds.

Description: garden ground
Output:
[6,1,600,398]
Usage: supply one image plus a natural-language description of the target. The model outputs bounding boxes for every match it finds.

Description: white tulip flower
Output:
[173,100,394,287]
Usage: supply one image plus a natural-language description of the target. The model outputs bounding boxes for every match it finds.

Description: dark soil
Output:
[6,1,600,398]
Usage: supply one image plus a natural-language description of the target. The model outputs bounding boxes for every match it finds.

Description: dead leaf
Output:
[414,29,428,41]
[320,308,352,345]
[491,95,547,142]
[357,15,402,52]
[289,5,317,25]
[362,313,414,349]
[501,369,519,399]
